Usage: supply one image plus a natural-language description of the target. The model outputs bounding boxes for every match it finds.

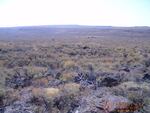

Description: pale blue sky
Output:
[0,0,150,27]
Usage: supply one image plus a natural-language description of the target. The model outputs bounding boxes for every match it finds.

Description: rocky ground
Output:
[0,36,150,113]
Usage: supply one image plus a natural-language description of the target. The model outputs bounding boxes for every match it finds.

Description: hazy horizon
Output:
[0,24,150,28]
[0,0,150,27]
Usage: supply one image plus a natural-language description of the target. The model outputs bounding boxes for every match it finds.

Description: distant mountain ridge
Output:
[0,25,150,29]
[0,25,113,29]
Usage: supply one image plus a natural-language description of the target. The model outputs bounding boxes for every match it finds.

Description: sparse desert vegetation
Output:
[0,26,150,113]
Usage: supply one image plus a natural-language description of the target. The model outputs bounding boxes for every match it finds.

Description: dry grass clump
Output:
[32,77,49,87]
[60,71,77,82]
[112,81,150,106]
[119,81,150,91]
[63,60,77,69]
[0,88,6,98]
[25,66,47,75]
[3,88,20,105]
[44,88,60,99]
[0,68,14,88]
[63,83,80,95]
[0,60,6,67]
[32,87,61,100]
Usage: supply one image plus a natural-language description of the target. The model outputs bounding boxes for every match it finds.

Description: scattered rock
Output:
[4,102,34,113]
[5,74,33,89]
[0,95,5,113]
[53,97,67,111]
[87,74,96,85]
[0,107,4,113]
[143,73,150,80]
[6,59,30,68]
[69,52,77,56]
[48,79,62,87]
[98,77,120,87]
[144,58,150,67]
[100,95,131,112]
[120,67,130,72]
[70,100,80,111]
[83,46,90,49]
[55,72,61,79]
[44,67,56,76]
[77,90,131,113]
[44,67,62,79]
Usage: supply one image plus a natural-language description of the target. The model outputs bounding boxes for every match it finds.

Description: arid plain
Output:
[0,26,150,113]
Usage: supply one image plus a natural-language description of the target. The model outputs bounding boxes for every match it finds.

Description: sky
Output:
[0,0,150,27]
